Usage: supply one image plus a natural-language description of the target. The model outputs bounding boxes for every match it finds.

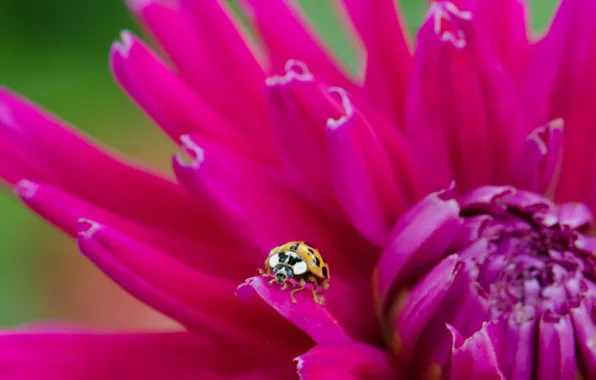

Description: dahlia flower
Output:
[1,0,594,378]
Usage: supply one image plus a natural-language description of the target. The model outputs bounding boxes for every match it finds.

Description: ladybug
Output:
[258,241,330,304]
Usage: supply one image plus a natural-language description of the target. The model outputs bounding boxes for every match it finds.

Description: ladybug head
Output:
[273,265,293,284]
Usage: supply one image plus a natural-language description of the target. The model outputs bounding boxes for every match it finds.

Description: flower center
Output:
[460,186,595,323]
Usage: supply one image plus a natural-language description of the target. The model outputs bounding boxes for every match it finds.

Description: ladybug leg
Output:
[314,281,329,305]
[258,258,271,277]
[268,278,277,285]
[281,282,289,291]
[290,278,306,304]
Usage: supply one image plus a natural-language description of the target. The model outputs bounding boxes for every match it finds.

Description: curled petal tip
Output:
[14,179,39,199]
[429,1,472,49]
[76,218,102,239]
[326,87,354,130]
[265,59,313,86]
[111,31,135,58]
[176,134,205,169]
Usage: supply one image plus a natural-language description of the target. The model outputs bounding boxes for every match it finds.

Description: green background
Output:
[0,0,560,326]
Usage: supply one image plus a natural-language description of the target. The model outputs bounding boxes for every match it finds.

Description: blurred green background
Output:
[0,0,560,328]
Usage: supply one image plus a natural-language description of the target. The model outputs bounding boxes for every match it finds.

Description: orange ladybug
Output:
[258,241,330,304]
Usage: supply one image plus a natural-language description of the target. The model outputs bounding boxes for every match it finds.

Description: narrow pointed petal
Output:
[240,0,354,89]
[406,2,529,192]
[173,134,372,278]
[511,119,564,194]
[76,219,307,349]
[15,179,245,273]
[295,343,399,379]
[391,254,462,363]
[237,276,350,345]
[326,87,421,245]
[470,0,531,83]
[374,189,462,309]
[570,301,596,377]
[264,63,346,219]
[0,329,296,379]
[110,32,272,163]
[127,0,268,130]
[523,0,596,209]
[178,0,267,97]
[448,323,506,380]
[537,314,577,380]
[0,88,219,239]
[501,318,537,380]
[340,0,412,126]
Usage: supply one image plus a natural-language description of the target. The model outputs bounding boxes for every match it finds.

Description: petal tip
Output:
[76,218,102,239]
[326,87,354,130]
[14,179,39,199]
[176,134,205,169]
[265,59,313,86]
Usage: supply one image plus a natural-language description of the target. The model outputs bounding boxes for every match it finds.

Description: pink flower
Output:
[1,0,595,378]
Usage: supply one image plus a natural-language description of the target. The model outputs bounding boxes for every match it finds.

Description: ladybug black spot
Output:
[314,256,321,267]
[278,252,289,263]
[287,255,303,266]
[322,266,329,278]
[289,243,300,252]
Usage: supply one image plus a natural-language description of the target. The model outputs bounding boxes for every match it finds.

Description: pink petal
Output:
[0,328,295,379]
[340,0,412,126]
[110,32,272,163]
[0,88,219,240]
[14,179,246,274]
[374,188,462,309]
[406,2,529,193]
[264,63,346,220]
[127,0,268,131]
[448,323,506,380]
[240,0,355,90]
[570,300,596,377]
[76,219,309,350]
[501,318,537,380]
[237,276,351,345]
[510,118,564,194]
[470,0,531,83]
[296,343,399,379]
[173,134,372,279]
[524,0,596,210]
[391,254,462,364]
[537,314,577,380]
[556,202,593,229]
[178,0,267,98]
[326,87,420,245]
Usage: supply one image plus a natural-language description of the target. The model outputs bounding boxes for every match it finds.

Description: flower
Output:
[1,0,595,378]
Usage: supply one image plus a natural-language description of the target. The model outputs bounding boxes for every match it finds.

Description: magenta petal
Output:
[110,32,271,163]
[326,87,420,245]
[240,0,354,90]
[511,119,564,194]
[448,323,506,380]
[570,301,596,377]
[295,343,399,379]
[0,88,218,240]
[392,254,462,363]
[0,328,295,379]
[173,134,371,278]
[556,202,593,229]
[501,318,537,380]
[537,314,577,380]
[128,0,268,131]
[76,219,304,347]
[406,2,529,192]
[470,0,531,83]
[237,276,351,345]
[341,0,412,125]
[14,179,246,274]
[375,189,462,308]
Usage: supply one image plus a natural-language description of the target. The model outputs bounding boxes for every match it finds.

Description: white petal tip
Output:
[14,179,39,199]
[326,87,354,130]
[265,59,314,86]
[77,218,102,239]
[176,134,205,169]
